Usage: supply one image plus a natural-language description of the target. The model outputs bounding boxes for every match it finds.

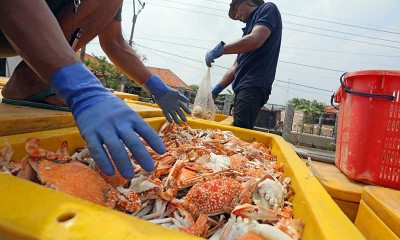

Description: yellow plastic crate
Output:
[0,77,8,87]
[113,91,139,101]
[190,114,233,126]
[124,99,159,108]
[311,161,367,221]
[214,114,229,122]
[0,117,365,240]
[0,102,163,136]
[355,200,398,240]
[356,186,400,238]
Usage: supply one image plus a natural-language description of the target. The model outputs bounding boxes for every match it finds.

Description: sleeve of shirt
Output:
[113,6,122,22]
[254,3,280,31]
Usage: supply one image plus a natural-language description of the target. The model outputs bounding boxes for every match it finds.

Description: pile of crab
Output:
[0,122,304,240]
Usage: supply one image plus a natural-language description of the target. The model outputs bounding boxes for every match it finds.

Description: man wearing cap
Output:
[205,0,282,129]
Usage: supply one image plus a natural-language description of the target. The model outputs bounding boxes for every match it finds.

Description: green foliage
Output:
[84,55,143,93]
[326,142,336,151]
[85,56,123,90]
[289,98,324,124]
[189,84,199,91]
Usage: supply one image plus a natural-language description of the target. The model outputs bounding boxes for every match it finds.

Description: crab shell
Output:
[184,176,245,216]
[37,160,117,208]
[229,154,267,178]
[94,164,129,188]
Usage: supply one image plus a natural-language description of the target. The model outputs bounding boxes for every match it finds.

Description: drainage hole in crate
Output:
[57,212,76,223]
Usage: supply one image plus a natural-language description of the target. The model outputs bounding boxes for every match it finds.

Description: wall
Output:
[288,131,336,150]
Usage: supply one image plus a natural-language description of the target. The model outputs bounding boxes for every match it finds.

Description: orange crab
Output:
[5,138,142,212]
[183,176,246,216]
[229,154,269,178]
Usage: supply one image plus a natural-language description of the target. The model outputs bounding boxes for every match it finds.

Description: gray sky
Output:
[86,0,400,106]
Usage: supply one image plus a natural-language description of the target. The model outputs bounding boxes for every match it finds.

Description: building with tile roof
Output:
[147,66,192,91]
[77,51,192,91]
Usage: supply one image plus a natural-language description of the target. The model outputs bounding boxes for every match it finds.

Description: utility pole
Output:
[285,78,290,104]
[129,0,145,47]
[120,0,145,92]
[80,45,86,62]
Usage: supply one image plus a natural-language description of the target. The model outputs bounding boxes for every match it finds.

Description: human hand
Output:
[51,63,165,179]
[143,75,191,124]
[205,41,225,67]
[212,83,224,100]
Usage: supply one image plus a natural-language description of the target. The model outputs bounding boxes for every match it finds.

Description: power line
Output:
[279,61,344,73]
[141,46,217,82]
[85,40,337,93]
[285,22,400,44]
[274,79,333,93]
[135,43,335,93]
[144,2,400,49]
[144,1,400,36]
[206,0,400,35]
[137,43,334,97]
[282,46,400,58]
[88,37,357,73]
[285,27,400,50]
[141,2,227,18]
[274,82,332,97]
[281,50,400,69]
[135,36,209,50]
[136,34,400,58]
[282,12,400,35]
[133,37,347,72]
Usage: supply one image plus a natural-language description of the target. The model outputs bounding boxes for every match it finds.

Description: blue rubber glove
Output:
[51,63,165,179]
[212,83,224,100]
[143,74,191,124]
[205,41,225,67]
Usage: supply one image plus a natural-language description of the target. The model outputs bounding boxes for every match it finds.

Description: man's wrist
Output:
[212,83,224,96]
[143,74,168,98]
[50,62,114,116]
[216,41,225,57]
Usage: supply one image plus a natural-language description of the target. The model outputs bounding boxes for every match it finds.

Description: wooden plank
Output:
[0,102,163,136]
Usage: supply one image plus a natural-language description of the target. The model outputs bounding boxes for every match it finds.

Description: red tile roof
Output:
[324,105,339,114]
[77,51,192,91]
[148,66,192,91]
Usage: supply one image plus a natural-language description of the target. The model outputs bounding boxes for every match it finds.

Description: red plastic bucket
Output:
[334,70,400,189]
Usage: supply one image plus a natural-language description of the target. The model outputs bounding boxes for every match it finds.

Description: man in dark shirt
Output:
[205,0,282,129]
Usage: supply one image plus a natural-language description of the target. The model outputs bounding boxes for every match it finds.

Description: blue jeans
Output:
[233,87,271,129]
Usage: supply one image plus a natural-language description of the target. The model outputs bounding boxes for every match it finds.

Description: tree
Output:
[289,98,323,124]
[189,84,199,92]
[289,98,324,145]
[84,50,147,91]
[85,55,124,89]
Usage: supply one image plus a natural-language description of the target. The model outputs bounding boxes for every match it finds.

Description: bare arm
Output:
[99,19,152,85]
[0,0,78,81]
[219,59,238,88]
[224,25,271,54]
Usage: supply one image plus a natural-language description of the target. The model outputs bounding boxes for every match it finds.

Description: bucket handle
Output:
[330,93,339,109]
[340,72,395,101]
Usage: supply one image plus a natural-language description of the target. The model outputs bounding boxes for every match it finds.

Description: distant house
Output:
[322,105,339,125]
[76,51,192,93]
[147,66,192,91]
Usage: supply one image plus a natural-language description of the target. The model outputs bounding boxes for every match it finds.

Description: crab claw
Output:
[245,223,291,240]
[232,204,279,223]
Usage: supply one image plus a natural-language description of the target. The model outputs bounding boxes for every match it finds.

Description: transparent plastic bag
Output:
[192,68,219,120]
